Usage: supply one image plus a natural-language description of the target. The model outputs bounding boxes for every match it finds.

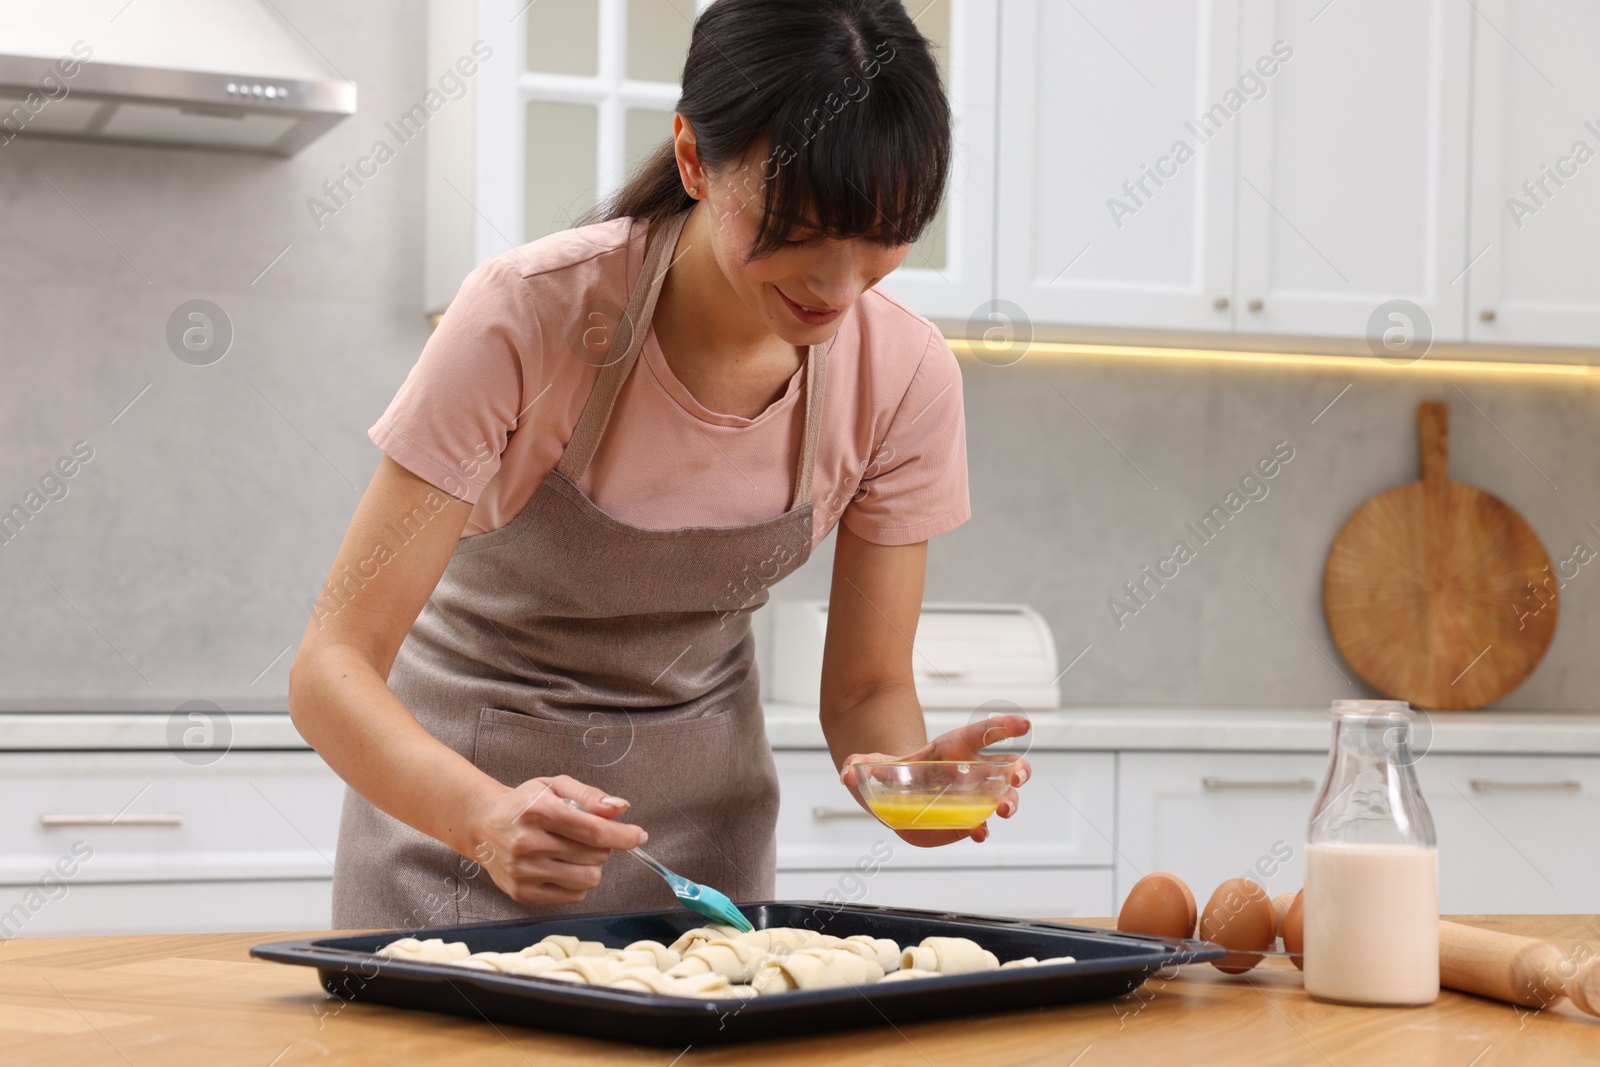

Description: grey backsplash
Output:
[1,1,1595,712]
[0,1,433,705]
[771,358,1600,710]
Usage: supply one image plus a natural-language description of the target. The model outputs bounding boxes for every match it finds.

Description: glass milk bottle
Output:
[1303,700,1439,1005]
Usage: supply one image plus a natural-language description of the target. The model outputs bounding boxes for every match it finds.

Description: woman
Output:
[290,0,1030,931]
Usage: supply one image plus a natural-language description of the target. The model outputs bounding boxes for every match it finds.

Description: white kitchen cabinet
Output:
[1117,749,1600,916]
[0,750,342,884]
[995,0,1240,333]
[995,0,1472,341]
[7,711,1596,936]
[1466,0,1600,347]
[1114,751,1324,910]
[871,0,998,322]
[427,0,716,313]
[0,751,343,936]
[1233,0,1471,341]
[775,867,1113,921]
[1414,754,1600,915]
[429,0,980,318]
[773,749,1114,871]
[772,748,1114,920]
[12,880,334,938]
[430,0,1597,348]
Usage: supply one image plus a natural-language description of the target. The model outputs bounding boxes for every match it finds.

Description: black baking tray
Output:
[251,901,1223,1046]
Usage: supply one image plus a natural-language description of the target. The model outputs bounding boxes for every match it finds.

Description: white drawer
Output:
[774,750,1114,869]
[775,868,1113,920]
[1415,754,1600,914]
[1115,751,1325,908]
[0,879,333,938]
[0,751,345,885]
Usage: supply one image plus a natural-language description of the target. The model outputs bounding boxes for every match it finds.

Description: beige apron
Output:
[330,209,825,929]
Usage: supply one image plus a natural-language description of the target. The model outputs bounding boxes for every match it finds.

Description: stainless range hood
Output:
[0,0,355,156]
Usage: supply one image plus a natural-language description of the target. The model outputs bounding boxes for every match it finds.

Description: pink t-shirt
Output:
[369,214,969,549]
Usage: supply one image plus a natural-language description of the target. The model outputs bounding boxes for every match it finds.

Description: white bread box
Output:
[768,601,1061,710]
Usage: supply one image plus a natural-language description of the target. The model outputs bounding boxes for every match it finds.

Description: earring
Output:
[689,186,698,197]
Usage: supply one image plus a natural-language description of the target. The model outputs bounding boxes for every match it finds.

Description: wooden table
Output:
[2,916,1595,1066]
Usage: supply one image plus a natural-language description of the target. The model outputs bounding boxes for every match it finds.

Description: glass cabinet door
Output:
[626,0,694,83]
[901,0,950,275]
[524,0,599,76]
[520,0,705,242]
[523,101,599,242]
[869,0,1000,324]
[518,0,964,265]
[429,0,995,320]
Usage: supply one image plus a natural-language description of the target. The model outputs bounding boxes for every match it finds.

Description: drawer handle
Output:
[1201,778,1316,791]
[1468,780,1581,794]
[811,806,876,821]
[39,813,184,827]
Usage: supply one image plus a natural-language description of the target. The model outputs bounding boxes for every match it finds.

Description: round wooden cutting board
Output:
[1323,402,1556,710]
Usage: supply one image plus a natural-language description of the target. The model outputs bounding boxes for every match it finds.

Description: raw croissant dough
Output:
[375,937,471,963]
[901,936,1001,975]
[736,928,838,955]
[461,951,563,976]
[374,928,1072,999]
[878,967,944,983]
[667,924,745,955]
[751,947,886,993]
[835,935,903,972]
[621,940,679,970]
[518,935,609,960]
[611,968,732,997]
[541,957,635,984]
[666,937,769,982]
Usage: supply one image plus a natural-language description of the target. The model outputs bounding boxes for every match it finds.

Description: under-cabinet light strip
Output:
[422,314,1596,378]
[943,338,1599,378]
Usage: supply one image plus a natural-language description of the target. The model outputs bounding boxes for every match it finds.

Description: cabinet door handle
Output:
[1247,298,1264,312]
[1479,308,1497,322]
[1468,779,1580,794]
[1213,296,1230,310]
[811,806,876,821]
[1201,777,1315,791]
[39,813,184,827]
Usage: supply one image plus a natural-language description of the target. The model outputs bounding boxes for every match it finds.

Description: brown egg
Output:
[1117,872,1197,940]
[1199,878,1276,974]
[1271,891,1296,939]
[1282,889,1305,970]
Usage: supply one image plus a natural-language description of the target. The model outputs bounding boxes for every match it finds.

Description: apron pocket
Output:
[472,704,739,785]
[463,705,777,916]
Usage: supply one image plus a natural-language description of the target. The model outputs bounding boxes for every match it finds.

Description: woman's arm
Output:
[818,523,931,764]
[288,456,645,904]
[819,524,1031,847]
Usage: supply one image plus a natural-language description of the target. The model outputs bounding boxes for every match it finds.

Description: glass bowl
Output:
[853,759,1016,830]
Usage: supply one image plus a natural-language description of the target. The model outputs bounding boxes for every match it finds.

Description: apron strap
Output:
[556,206,829,514]
[791,341,827,510]
[556,209,690,483]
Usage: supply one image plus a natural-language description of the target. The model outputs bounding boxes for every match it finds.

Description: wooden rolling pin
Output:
[1440,919,1600,1016]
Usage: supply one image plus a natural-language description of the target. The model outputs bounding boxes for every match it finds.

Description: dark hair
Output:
[578,0,950,259]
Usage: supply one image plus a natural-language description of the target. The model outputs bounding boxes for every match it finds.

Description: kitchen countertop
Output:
[2,915,1593,1066]
[7,703,1600,755]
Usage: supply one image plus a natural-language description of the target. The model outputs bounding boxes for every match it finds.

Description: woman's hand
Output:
[463,775,648,906]
[837,714,1032,848]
